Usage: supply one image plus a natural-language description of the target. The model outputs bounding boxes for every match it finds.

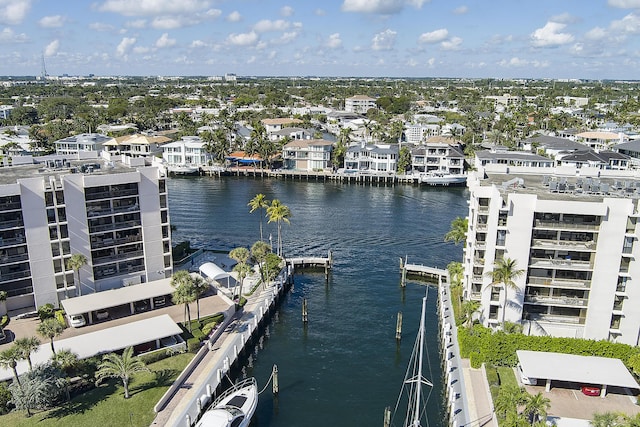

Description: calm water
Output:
[167,176,468,427]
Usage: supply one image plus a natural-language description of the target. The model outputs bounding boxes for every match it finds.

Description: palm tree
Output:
[486,257,525,329]
[0,347,22,386]
[51,349,79,401]
[37,318,65,355]
[524,392,551,425]
[591,412,623,427]
[447,261,464,312]
[192,275,209,322]
[494,384,526,421]
[248,193,270,241]
[461,300,481,329]
[170,270,197,331]
[444,217,468,245]
[266,199,291,257]
[14,337,40,371]
[66,253,87,296]
[95,347,149,399]
[230,247,251,299]
[251,240,271,288]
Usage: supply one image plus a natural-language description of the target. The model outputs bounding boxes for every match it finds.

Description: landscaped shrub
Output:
[0,382,12,415]
[54,310,66,326]
[202,322,219,336]
[37,303,55,321]
[0,315,8,328]
[191,328,205,341]
[469,351,483,369]
[187,338,201,353]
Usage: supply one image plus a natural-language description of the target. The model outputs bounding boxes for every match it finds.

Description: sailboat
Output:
[392,291,433,427]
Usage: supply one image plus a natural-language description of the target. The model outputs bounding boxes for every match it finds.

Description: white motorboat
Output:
[195,377,258,427]
[392,292,433,427]
[419,171,467,186]
[168,164,199,175]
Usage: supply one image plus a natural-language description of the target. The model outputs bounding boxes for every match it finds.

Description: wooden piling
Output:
[272,364,279,395]
[400,255,407,287]
[302,298,308,323]
[395,312,402,341]
[383,406,391,427]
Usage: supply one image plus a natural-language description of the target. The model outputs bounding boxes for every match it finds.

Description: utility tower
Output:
[40,53,48,80]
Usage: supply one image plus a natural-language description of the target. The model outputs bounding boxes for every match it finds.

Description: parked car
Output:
[95,309,109,320]
[153,295,166,307]
[581,385,601,397]
[69,314,86,328]
[134,300,149,312]
[517,364,537,385]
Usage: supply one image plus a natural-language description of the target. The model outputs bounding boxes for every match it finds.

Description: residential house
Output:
[261,118,303,137]
[268,127,311,142]
[344,143,398,172]
[411,143,465,174]
[474,148,554,170]
[161,136,209,170]
[55,133,115,157]
[282,139,333,171]
[576,131,627,152]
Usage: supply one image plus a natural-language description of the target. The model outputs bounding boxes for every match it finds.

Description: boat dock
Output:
[399,257,448,285]
[153,265,294,427]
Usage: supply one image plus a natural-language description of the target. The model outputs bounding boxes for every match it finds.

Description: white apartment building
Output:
[162,136,209,170]
[55,133,115,156]
[405,124,441,144]
[464,171,640,345]
[0,162,172,313]
[344,95,377,114]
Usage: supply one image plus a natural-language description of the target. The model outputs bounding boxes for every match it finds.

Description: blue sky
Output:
[1,0,640,79]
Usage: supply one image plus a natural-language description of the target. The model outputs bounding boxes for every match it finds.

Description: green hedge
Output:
[458,324,640,369]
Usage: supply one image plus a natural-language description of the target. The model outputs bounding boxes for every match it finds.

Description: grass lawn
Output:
[0,352,194,427]
[497,366,518,388]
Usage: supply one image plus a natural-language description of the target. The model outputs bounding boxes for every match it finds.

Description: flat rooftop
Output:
[0,156,141,186]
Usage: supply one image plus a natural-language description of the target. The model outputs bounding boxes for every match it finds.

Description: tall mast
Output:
[411,294,427,426]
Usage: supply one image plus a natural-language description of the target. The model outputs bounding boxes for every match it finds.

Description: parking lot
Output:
[0,292,232,352]
[522,379,640,420]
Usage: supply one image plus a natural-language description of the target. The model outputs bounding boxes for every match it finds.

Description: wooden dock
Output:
[399,256,448,285]
[287,251,333,279]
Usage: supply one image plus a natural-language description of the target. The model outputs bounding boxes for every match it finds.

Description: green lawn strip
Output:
[0,352,194,427]
[496,366,517,388]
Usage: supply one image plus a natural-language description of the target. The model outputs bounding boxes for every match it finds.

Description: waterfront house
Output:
[474,148,554,170]
[268,127,311,142]
[556,150,630,170]
[576,131,627,152]
[344,143,398,172]
[161,136,210,171]
[282,138,333,171]
[614,140,640,168]
[55,133,115,157]
[411,143,465,174]
[103,133,171,159]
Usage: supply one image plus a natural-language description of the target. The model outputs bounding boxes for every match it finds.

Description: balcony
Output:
[530,258,592,270]
[470,292,482,300]
[476,223,488,231]
[478,205,490,214]
[531,239,596,250]
[91,234,142,249]
[0,202,21,211]
[94,264,145,280]
[93,250,144,266]
[473,257,485,266]
[527,313,585,325]
[534,220,599,231]
[0,269,31,282]
[472,274,484,282]
[85,188,138,201]
[527,276,591,289]
[0,253,29,264]
[0,236,26,248]
[89,221,141,234]
[475,241,487,250]
[524,295,587,307]
[0,219,24,229]
[87,203,140,218]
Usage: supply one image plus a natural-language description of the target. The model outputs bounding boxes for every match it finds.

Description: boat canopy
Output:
[199,262,232,281]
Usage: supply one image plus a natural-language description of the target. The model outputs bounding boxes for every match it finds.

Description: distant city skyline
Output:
[1,0,640,80]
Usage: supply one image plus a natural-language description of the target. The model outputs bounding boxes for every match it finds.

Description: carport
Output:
[0,315,183,381]
[199,262,233,289]
[517,350,640,397]
[61,278,174,324]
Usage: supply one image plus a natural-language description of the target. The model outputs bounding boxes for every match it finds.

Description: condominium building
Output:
[0,160,172,313]
[464,171,640,345]
[344,95,377,114]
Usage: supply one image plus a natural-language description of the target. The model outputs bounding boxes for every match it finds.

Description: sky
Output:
[1,0,640,80]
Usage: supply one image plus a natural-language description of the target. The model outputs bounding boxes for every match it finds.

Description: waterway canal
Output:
[168,176,469,427]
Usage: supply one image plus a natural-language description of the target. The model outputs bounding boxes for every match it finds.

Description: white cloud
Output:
[126,19,147,28]
[550,13,579,24]
[326,33,342,49]
[116,36,136,57]
[0,27,27,43]
[281,6,294,16]
[155,32,176,48]
[342,0,428,14]
[611,12,640,34]
[453,6,468,15]
[608,0,640,8]
[132,46,150,54]
[151,17,183,29]
[441,36,462,50]
[227,31,258,46]
[89,22,115,32]
[585,27,607,40]
[275,31,299,44]
[253,19,290,33]
[190,39,207,48]
[39,15,66,28]
[371,29,397,51]
[530,22,574,47]
[0,0,31,25]
[98,0,211,16]
[498,57,549,68]
[418,29,448,44]
[227,11,241,22]
[44,39,60,57]
[315,8,326,16]
[205,9,221,19]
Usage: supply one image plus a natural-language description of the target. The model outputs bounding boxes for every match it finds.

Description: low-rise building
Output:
[411,143,465,174]
[344,143,398,172]
[55,133,115,157]
[344,95,376,114]
[282,139,333,171]
[161,136,209,172]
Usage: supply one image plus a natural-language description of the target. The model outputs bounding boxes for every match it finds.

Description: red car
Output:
[581,385,601,397]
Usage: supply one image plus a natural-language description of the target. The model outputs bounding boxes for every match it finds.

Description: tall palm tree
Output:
[266,199,291,257]
[248,193,270,241]
[524,392,551,425]
[230,247,251,299]
[494,384,526,421]
[447,261,464,312]
[192,275,209,322]
[95,347,149,399]
[461,300,481,329]
[486,257,525,329]
[66,253,87,296]
[251,240,271,288]
[51,349,79,402]
[591,412,623,427]
[444,217,468,245]
[170,270,197,331]
[14,337,40,371]
[37,318,65,355]
[0,347,22,386]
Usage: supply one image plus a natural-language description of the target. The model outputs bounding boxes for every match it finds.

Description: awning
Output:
[61,278,175,316]
[517,350,640,389]
[199,262,231,281]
